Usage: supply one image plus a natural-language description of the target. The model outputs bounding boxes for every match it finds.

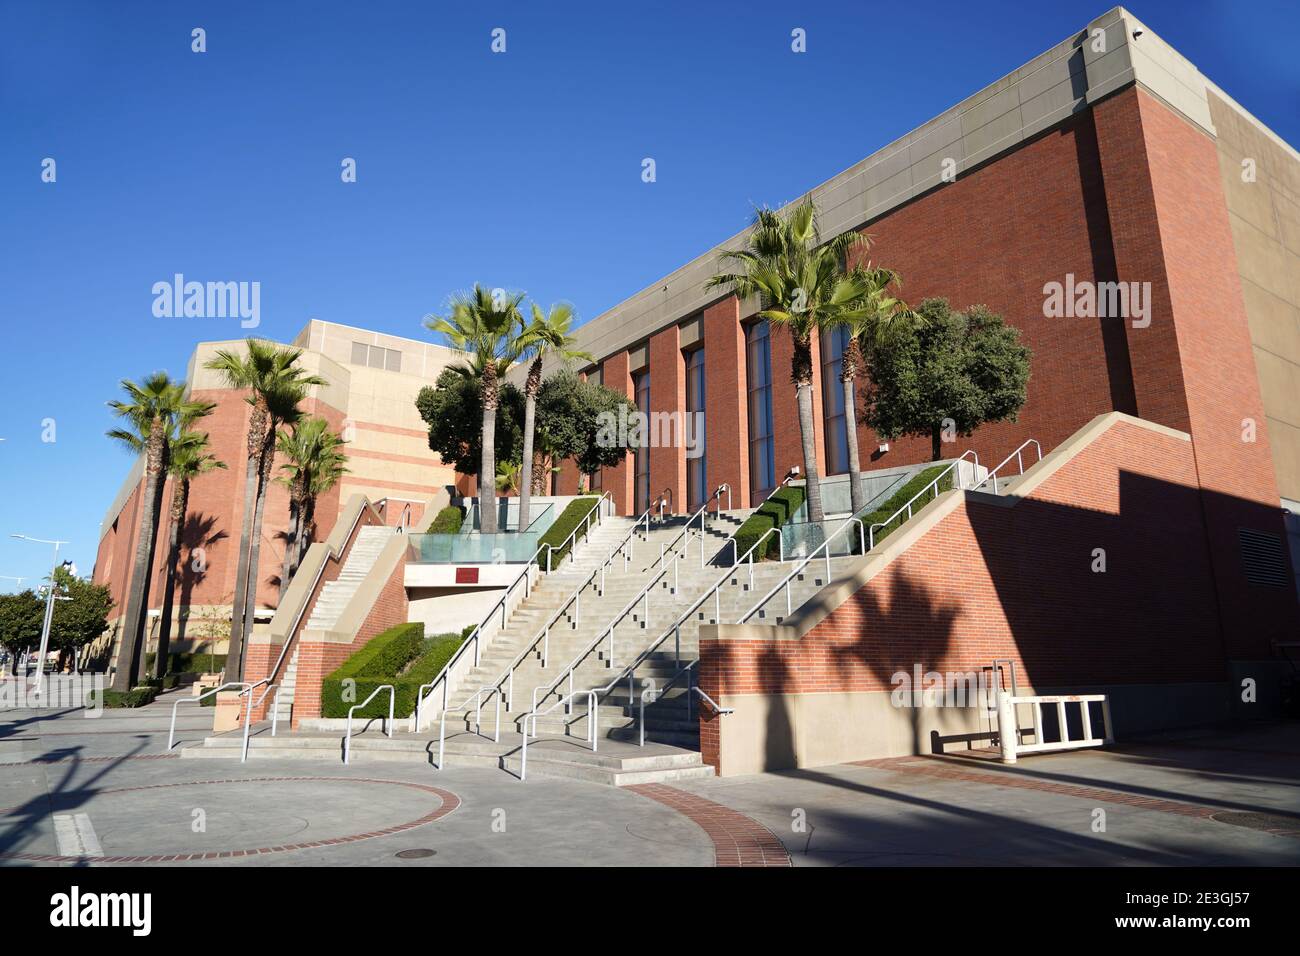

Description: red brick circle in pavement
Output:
[629,783,791,867]
[0,753,180,767]
[0,776,459,863]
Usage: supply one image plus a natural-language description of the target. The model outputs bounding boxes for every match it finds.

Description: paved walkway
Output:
[2,685,1298,867]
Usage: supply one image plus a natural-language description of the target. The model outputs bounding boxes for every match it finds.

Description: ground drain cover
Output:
[1211,811,1300,835]
[395,848,437,859]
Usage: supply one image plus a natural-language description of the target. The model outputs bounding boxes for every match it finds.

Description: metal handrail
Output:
[867,450,980,548]
[654,484,730,570]
[412,493,611,731]
[971,440,1042,494]
[465,495,667,716]
[738,511,867,625]
[519,690,597,781]
[436,686,502,770]
[344,684,394,764]
[167,681,251,760]
[532,525,784,729]
[539,494,614,572]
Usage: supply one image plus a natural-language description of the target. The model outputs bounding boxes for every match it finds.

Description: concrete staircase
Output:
[272,647,299,724]
[304,525,396,631]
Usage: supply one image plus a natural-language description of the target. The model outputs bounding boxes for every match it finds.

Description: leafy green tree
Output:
[536,370,637,479]
[106,373,215,691]
[276,416,348,597]
[49,567,113,669]
[860,297,1031,460]
[416,369,523,479]
[425,285,526,534]
[204,340,325,681]
[155,430,225,679]
[0,590,43,675]
[706,200,876,522]
[516,302,592,530]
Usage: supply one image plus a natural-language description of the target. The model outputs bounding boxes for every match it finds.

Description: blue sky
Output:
[0,0,1296,588]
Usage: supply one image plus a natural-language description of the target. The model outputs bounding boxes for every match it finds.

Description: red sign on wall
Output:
[455,567,479,584]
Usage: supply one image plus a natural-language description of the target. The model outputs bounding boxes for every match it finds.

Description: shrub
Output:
[860,464,953,547]
[319,623,466,719]
[102,686,159,709]
[536,495,602,568]
[732,485,806,561]
[145,649,226,675]
[426,505,465,534]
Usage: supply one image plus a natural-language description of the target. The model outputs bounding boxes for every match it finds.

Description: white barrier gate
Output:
[996,692,1112,764]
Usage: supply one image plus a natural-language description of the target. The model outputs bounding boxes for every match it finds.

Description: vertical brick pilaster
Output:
[649,325,687,513]
[601,351,635,516]
[703,296,749,507]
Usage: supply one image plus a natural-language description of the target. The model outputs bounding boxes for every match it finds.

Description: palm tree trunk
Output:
[280,484,301,598]
[518,357,542,531]
[239,429,276,652]
[298,496,316,570]
[791,333,825,524]
[479,363,499,535]
[842,337,865,520]
[134,469,167,686]
[226,407,267,683]
[111,430,165,692]
[154,481,188,680]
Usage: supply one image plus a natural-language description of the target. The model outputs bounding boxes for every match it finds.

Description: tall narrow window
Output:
[820,326,851,476]
[634,369,651,514]
[685,348,707,510]
[746,321,776,505]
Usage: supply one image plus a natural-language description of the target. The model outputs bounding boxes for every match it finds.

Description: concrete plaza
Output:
[1,685,1297,867]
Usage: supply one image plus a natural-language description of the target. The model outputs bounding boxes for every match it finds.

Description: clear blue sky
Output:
[0,0,1296,588]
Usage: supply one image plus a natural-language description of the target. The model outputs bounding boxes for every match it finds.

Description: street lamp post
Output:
[10,534,69,699]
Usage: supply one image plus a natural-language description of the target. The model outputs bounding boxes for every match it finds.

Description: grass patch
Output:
[426,505,465,534]
[860,464,954,547]
[536,494,602,568]
[319,623,466,719]
[733,485,806,562]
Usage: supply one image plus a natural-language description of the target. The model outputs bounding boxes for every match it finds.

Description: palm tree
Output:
[425,285,525,534]
[105,373,213,692]
[516,302,592,529]
[706,199,870,524]
[827,265,915,517]
[276,416,348,597]
[154,430,225,680]
[204,340,325,681]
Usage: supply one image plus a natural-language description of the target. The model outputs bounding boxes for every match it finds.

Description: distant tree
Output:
[0,590,44,675]
[860,297,1031,460]
[276,416,347,597]
[49,568,113,669]
[416,369,523,481]
[536,370,637,480]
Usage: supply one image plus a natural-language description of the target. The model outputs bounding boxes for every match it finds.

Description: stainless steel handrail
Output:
[435,686,502,770]
[344,684,394,764]
[971,440,1042,494]
[519,690,597,781]
[867,450,980,548]
[167,681,252,761]
[412,493,611,731]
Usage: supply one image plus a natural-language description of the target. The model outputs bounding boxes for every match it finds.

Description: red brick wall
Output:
[1095,87,1293,660]
[702,296,750,508]
[291,542,409,727]
[699,420,1231,770]
[649,324,687,513]
[600,351,634,515]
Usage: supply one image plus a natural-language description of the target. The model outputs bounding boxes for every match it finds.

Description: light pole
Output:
[10,534,69,698]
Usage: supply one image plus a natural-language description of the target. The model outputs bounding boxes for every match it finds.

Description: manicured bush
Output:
[101,686,159,709]
[145,649,227,675]
[860,464,953,547]
[426,505,465,534]
[732,485,806,562]
[319,623,466,719]
[535,494,602,568]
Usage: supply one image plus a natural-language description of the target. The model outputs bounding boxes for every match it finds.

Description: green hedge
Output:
[426,505,465,534]
[733,485,807,562]
[102,686,159,709]
[536,494,602,568]
[145,650,227,675]
[319,623,466,720]
[860,464,953,547]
